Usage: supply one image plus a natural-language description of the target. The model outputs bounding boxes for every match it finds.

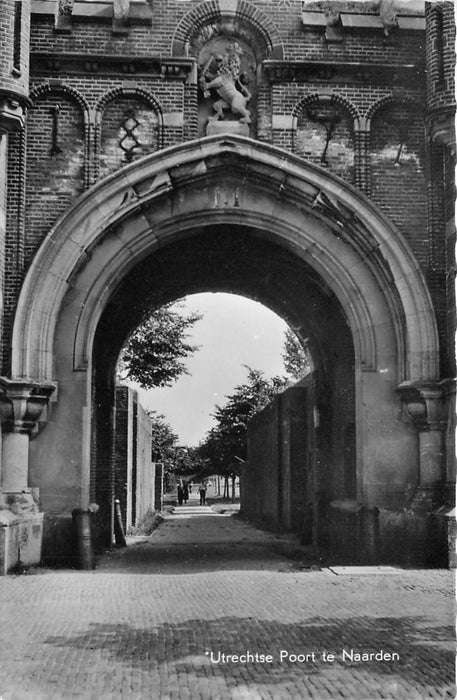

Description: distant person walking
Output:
[177,482,184,506]
[199,483,207,506]
[183,481,189,504]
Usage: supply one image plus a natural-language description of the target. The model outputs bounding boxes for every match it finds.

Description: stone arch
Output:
[12,136,440,563]
[171,0,284,60]
[13,134,437,382]
[94,87,164,180]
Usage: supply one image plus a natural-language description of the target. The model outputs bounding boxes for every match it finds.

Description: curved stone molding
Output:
[12,135,439,387]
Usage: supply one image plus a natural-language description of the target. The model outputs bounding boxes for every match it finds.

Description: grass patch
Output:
[127,509,164,536]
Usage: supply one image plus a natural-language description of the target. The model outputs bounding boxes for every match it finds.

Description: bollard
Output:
[358,507,380,564]
[72,508,95,570]
[114,499,127,548]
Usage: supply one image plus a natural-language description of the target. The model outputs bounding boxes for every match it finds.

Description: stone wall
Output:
[244,385,311,537]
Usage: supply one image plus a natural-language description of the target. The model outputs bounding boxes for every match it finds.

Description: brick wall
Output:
[370,100,427,260]
[425,0,456,380]
[293,101,355,183]
[4,128,25,373]
[0,136,7,362]
[114,385,129,530]
[9,2,437,302]
[113,384,154,531]
[99,97,160,178]
[25,91,85,266]
[425,1,455,111]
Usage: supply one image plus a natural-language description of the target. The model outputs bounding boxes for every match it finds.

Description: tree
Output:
[282,327,311,380]
[197,367,288,494]
[148,411,199,490]
[118,301,202,389]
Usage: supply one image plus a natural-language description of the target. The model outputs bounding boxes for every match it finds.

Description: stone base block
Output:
[378,507,450,567]
[42,513,76,567]
[206,120,250,136]
[431,506,456,568]
[0,510,44,574]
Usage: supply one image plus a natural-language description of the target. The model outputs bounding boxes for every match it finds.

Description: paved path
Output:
[0,491,454,700]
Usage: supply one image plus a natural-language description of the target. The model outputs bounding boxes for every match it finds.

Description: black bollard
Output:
[72,508,95,570]
[114,499,127,548]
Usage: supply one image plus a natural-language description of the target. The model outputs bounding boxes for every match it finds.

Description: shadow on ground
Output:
[97,540,308,574]
[43,616,455,698]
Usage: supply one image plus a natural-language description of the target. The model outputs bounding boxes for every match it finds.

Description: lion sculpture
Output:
[200,42,251,125]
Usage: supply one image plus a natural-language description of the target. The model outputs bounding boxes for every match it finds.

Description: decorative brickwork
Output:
[97,91,162,179]
[172,0,284,59]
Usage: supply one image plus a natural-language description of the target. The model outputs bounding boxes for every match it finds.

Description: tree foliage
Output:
[149,410,180,466]
[118,301,202,389]
[282,327,311,380]
[148,411,201,487]
[197,367,288,478]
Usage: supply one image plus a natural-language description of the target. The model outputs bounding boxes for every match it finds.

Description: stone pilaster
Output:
[397,381,446,509]
[0,378,55,494]
[0,379,55,573]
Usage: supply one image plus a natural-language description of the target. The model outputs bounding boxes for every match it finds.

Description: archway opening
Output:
[91,224,355,549]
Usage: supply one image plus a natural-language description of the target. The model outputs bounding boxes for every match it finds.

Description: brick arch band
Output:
[172,0,284,59]
[292,92,360,121]
[13,135,438,385]
[365,95,425,124]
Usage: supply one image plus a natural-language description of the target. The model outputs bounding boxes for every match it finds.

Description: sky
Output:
[133,292,290,446]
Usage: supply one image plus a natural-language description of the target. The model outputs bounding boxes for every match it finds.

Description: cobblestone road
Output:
[0,491,454,700]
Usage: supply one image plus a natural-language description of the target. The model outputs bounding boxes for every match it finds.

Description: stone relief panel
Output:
[190,22,258,137]
[99,97,160,179]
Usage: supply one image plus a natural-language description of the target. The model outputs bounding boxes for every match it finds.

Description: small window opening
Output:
[434,9,445,87]
[13,1,22,75]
